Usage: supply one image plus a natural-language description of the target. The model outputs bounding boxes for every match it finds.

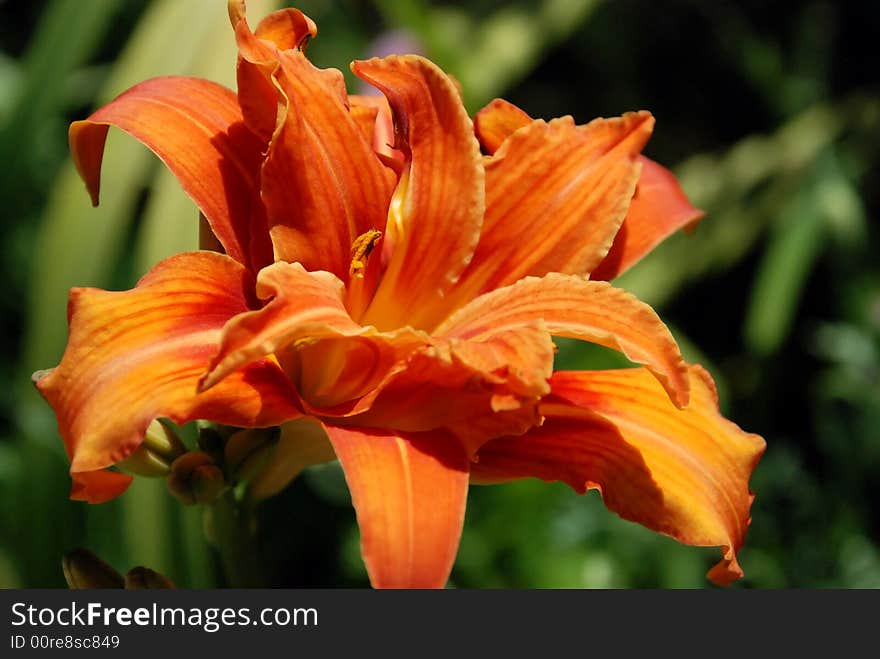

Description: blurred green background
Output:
[1,0,878,588]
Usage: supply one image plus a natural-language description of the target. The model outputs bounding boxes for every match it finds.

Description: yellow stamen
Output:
[349,229,382,278]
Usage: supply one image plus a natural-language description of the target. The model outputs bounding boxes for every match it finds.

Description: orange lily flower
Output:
[36,1,764,588]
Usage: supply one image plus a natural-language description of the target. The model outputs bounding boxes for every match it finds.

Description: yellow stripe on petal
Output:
[354,55,485,331]
[435,273,689,407]
[472,365,765,585]
[325,425,469,589]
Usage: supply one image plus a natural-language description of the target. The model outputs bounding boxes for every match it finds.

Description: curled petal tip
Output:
[228,0,246,27]
[254,8,317,50]
[31,368,53,386]
[707,549,745,587]
[70,470,133,504]
[68,119,107,208]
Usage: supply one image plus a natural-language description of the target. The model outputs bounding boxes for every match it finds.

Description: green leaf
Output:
[744,172,826,356]
[0,0,127,198]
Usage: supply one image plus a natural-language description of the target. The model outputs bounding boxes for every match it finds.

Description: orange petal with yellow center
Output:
[70,470,133,504]
[435,272,689,407]
[324,424,469,588]
[448,112,652,308]
[591,156,705,281]
[471,365,765,585]
[353,55,485,331]
[231,9,396,283]
[473,98,532,153]
[69,76,271,272]
[199,261,429,408]
[35,252,301,476]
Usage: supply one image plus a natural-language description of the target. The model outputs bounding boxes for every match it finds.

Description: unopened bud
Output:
[167,451,226,505]
[144,419,187,458]
[118,447,171,478]
[196,421,233,462]
[124,566,176,589]
[118,419,186,477]
[62,548,124,589]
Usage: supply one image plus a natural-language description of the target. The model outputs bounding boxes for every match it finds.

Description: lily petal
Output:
[251,6,316,50]
[200,261,360,391]
[200,260,429,408]
[473,98,531,153]
[346,325,553,455]
[471,100,702,284]
[230,3,317,143]
[591,157,705,281]
[264,56,396,280]
[69,76,271,271]
[435,273,689,407]
[472,365,765,585]
[231,10,396,282]
[452,112,652,304]
[35,252,300,475]
[324,425,469,588]
[70,470,133,504]
[354,55,485,331]
[229,0,316,57]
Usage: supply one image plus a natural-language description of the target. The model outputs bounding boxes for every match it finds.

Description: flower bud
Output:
[196,421,234,462]
[62,548,124,589]
[124,566,176,589]
[167,451,226,505]
[145,418,187,458]
[118,419,186,478]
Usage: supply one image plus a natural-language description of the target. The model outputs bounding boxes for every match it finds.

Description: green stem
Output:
[209,491,264,588]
